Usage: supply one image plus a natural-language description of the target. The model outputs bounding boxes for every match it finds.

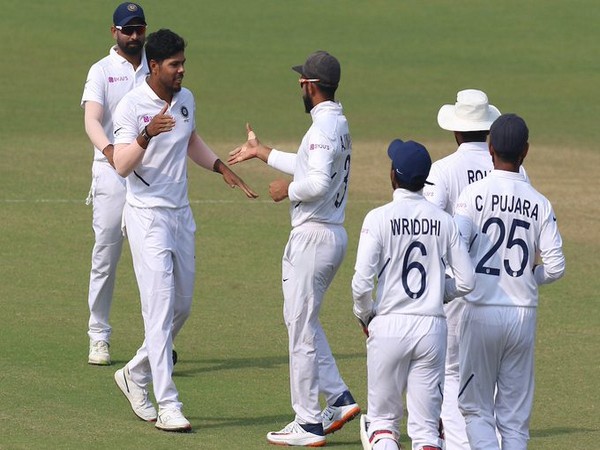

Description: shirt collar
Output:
[310,100,342,119]
[457,141,489,153]
[489,169,527,181]
[141,80,182,107]
[109,46,148,73]
[392,188,424,202]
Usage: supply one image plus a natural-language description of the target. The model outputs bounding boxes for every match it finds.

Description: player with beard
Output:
[81,3,149,366]
[112,29,257,432]
[228,50,359,447]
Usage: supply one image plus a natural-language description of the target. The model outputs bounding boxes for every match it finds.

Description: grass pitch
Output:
[0,1,598,448]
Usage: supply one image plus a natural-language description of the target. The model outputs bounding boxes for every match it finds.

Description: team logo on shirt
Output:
[142,115,152,123]
[180,105,190,122]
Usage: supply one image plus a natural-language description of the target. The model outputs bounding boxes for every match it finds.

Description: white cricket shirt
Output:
[454,170,565,307]
[267,101,351,228]
[113,82,196,209]
[352,189,475,319]
[424,142,529,215]
[81,46,149,162]
[424,142,493,215]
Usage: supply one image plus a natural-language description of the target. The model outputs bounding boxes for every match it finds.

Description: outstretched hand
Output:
[227,123,269,165]
[215,159,259,199]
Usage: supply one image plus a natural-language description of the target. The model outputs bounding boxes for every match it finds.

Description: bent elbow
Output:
[547,264,566,282]
[457,280,475,297]
[114,162,130,178]
[308,176,330,200]
[456,270,476,297]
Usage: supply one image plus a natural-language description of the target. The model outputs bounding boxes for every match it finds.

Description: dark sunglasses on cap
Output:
[115,24,147,36]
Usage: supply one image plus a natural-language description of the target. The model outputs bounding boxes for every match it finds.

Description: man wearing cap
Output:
[81,2,148,366]
[423,89,511,449]
[228,50,359,446]
[352,139,475,450]
[454,114,565,449]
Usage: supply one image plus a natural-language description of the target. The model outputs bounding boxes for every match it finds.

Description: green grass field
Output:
[1,1,598,448]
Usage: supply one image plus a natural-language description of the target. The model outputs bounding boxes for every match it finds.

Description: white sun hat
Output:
[437,89,501,131]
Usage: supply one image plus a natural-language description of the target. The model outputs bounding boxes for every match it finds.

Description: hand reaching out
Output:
[214,159,259,199]
[227,123,271,164]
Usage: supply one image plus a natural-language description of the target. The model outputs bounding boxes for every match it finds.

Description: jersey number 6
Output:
[402,241,427,299]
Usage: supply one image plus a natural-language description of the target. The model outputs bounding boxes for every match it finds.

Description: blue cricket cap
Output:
[387,139,433,186]
[113,2,146,27]
[489,113,529,156]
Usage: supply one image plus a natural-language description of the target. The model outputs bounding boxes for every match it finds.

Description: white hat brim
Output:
[437,104,501,132]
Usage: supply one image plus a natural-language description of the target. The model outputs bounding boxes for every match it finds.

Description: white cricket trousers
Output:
[366,314,447,450]
[282,223,349,424]
[459,305,536,450]
[123,204,195,410]
[441,299,471,450]
[87,161,126,343]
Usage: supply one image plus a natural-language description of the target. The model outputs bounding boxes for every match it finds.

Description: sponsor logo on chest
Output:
[108,75,130,83]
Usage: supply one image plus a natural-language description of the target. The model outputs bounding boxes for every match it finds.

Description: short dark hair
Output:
[315,82,337,99]
[145,29,186,64]
[459,130,489,143]
[391,163,426,192]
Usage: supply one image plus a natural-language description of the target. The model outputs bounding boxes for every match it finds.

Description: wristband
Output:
[212,158,222,173]
[141,126,152,142]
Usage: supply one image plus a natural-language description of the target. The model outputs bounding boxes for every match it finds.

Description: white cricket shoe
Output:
[155,407,192,432]
[361,415,402,450]
[322,390,361,434]
[267,421,326,447]
[114,367,157,422]
[88,340,111,365]
[360,415,372,450]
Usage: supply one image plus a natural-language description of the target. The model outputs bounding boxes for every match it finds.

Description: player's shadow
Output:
[172,352,364,377]
[530,426,597,438]
[190,414,296,429]
[188,414,363,447]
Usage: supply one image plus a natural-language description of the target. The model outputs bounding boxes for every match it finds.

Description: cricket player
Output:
[353,139,475,450]
[112,29,257,432]
[228,51,359,447]
[454,114,565,449]
[423,89,501,449]
[81,2,148,366]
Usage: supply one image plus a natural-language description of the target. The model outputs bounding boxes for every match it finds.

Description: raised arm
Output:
[114,103,174,177]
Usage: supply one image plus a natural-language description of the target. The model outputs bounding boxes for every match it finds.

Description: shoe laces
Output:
[159,409,178,421]
[93,341,109,351]
[322,405,337,421]
[280,421,303,433]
